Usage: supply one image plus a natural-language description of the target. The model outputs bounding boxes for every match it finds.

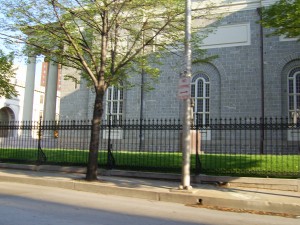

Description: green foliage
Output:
[260,0,300,39]
[0,0,216,89]
[0,50,18,98]
[0,0,219,179]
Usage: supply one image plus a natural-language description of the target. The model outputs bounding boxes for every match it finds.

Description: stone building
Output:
[1,0,299,153]
[57,0,300,125]
[8,0,299,125]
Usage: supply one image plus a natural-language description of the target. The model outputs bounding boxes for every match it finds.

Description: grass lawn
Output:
[197,154,300,177]
[0,148,299,178]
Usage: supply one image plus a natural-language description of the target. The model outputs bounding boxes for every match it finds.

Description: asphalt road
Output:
[0,182,297,225]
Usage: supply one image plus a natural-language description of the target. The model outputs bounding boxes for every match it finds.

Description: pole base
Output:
[179,184,193,191]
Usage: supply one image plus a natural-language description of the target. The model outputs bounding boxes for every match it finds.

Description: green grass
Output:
[0,148,299,178]
[197,154,300,177]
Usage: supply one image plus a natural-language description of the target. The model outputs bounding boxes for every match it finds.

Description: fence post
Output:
[139,119,144,152]
[195,114,201,174]
[107,114,115,169]
[37,117,47,165]
[260,117,265,154]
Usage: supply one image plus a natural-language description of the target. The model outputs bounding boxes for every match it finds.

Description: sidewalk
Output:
[0,167,300,216]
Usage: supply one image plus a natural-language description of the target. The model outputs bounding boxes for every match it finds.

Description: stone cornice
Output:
[192,0,278,13]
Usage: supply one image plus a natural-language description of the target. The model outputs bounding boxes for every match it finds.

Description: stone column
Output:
[22,56,36,122]
[43,61,58,122]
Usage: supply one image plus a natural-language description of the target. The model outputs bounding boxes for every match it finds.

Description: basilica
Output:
[1,0,300,127]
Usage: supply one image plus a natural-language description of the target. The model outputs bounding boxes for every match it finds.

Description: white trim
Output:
[192,0,278,14]
[191,74,210,125]
[200,129,211,141]
[288,68,300,123]
[279,35,298,42]
[103,129,123,140]
[105,86,123,120]
[287,129,300,141]
[201,23,250,49]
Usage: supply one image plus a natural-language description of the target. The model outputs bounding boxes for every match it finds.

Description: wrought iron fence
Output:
[0,117,299,178]
[195,118,300,178]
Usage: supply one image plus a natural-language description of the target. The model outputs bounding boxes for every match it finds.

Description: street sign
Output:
[177,77,191,100]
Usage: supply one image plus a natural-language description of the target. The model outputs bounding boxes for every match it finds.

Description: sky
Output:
[13,56,43,87]
[0,9,42,87]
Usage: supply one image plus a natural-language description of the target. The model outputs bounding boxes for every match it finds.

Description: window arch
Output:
[0,107,15,137]
[105,86,123,121]
[191,73,210,125]
[288,67,300,123]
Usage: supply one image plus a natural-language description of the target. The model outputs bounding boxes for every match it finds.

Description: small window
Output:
[191,74,210,125]
[288,67,300,123]
[105,86,123,121]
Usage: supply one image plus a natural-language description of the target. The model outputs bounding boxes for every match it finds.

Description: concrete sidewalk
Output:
[0,167,300,216]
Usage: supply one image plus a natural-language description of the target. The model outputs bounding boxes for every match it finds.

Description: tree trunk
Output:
[86,87,105,181]
[86,8,108,181]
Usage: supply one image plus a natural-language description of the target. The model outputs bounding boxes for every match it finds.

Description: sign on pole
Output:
[177,76,191,100]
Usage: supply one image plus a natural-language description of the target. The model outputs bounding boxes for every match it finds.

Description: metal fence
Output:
[0,117,299,178]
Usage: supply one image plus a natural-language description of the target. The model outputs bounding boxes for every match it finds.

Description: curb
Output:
[195,175,300,192]
[0,163,299,192]
[1,171,300,215]
[1,166,300,216]
[0,172,199,204]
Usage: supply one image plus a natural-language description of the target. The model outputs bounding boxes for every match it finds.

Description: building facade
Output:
[0,61,61,129]
[0,0,299,153]
[2,0,298,126]
[58,0,300,124]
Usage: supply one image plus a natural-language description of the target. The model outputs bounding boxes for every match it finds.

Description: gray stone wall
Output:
[203,9,300,119]
[206,10,263,118]
[59,8,300,121]
[59,67,90,120]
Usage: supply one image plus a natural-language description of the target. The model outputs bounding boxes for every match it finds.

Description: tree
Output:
[260,0,300,39]
[0,0,217,181]
[0,50,18,98]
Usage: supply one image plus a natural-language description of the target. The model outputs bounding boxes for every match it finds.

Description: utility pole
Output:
[180,0,192,190]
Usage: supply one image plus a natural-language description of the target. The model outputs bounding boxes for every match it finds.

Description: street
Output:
[0,182,297,225]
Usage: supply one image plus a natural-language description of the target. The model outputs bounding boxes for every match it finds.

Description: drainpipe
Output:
[258,7,265,154]
[139,20,145,151]
[139,67,144,151]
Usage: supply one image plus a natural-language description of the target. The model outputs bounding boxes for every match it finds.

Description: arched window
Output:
[106,86,123,121]
[288,67,300,123]
[191,74,210,125]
